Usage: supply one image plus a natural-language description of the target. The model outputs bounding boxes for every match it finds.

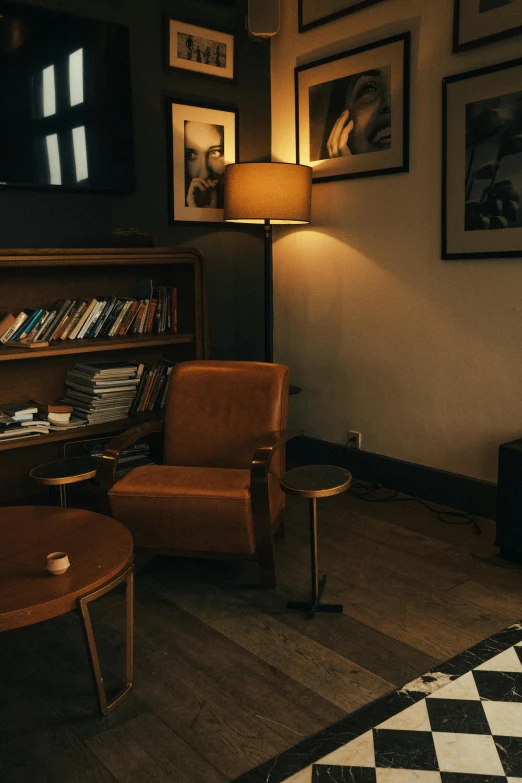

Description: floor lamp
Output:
[224,162,312,363]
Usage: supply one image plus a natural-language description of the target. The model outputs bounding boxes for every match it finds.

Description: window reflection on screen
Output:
[69,48,83,106]
[45,133,61,184]
[42,64,55,117]
[72,125,88,181]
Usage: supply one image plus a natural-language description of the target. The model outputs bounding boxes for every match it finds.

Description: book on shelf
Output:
[10,309,38,342]
[60,301,87,340]
[0,311,29,343]
[16,309,44,340]
[1,402,38,418]
[0,427,48,441]
[41,299,70,341]
[25,310,49,341]
[13,340,50,349]
[73,360,140,376]
[30,400,73,424]
[69,299,97,340]
[0,313,16,341]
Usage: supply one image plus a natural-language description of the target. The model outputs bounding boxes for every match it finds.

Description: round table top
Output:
[281,465,352,498]
[29,456,100,486]
[0,506,133,631]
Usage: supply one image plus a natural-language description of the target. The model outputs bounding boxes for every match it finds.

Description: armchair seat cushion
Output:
[108,465,256,554]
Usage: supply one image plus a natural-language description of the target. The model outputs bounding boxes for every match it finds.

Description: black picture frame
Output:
[166,16,235,82]
[295,32,410,185]
[166,97,239,226]
[298,0,388,33]
[453,0,522,52]
[442,56,522,259]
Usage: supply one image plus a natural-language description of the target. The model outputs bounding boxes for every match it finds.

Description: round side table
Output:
[281,464,352,617]
[29,456,101,507]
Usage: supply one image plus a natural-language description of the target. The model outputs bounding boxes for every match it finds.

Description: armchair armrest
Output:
[97,418,165,492]
[250,429,301,588]
[250,428,301,519]
[251,429,302,483]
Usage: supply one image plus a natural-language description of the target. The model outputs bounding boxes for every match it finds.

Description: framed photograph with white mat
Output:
[167,99,238,225]
[167,19,235,81]
[453,0,522,52]
[298,0,388,33]
[295,32,410,184]
[442,56,522,259]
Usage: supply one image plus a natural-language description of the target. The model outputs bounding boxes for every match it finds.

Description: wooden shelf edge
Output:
[0,247,205,268]
[0,412,164,452]
[0,333,194,361]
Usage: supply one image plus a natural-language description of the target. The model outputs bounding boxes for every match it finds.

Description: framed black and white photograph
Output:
[442,57,522,259]
[295,32,410,184]
[167,99,238,225]
[298,0,388,33]
[453,0,522,52]
[167,19,234,81]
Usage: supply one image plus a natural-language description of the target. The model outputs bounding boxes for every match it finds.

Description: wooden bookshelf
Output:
[0,332,194,362]
[0,247,208,505]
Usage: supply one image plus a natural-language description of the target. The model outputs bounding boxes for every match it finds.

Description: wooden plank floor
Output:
[2,488,522,782]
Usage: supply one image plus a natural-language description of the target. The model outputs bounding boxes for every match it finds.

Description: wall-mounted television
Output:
[0,1,135,192]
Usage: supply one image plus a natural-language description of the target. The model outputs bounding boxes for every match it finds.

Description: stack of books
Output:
[62,361,142,424]
[0,402,51,441]
[0,279,178,347]
[31,400,87,431]
[129,360,176,414]
[83,437,155,479]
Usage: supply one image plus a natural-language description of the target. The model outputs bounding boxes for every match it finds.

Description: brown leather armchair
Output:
[99,360,298,587]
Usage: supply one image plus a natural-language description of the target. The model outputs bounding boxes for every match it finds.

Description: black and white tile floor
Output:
[232,624,522,783]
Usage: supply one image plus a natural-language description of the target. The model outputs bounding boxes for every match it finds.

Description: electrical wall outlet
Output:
[348,430,362,449]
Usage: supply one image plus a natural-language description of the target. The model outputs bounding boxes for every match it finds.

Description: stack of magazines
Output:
[62,361,141,424]
[0,403,51,441]
[83,437,155,479]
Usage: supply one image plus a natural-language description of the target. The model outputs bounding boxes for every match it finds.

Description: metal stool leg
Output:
[58,484,67,508]
[287,496,343,617]
[78,564,134,715]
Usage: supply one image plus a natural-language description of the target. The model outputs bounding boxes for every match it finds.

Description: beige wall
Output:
[271,0,522,482]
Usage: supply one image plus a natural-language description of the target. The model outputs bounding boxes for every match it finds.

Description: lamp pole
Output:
[264,219,273,363]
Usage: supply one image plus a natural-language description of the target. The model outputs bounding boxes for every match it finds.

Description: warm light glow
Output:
[45,134,61,184]
[72,125,88,181]
[69,48,84,106]
[42,65,56,117]
[224,162,312,224]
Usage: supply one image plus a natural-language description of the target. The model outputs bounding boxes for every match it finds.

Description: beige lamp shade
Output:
[224,162,312,224]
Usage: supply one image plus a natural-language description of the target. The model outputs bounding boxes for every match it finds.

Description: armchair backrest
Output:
[163,360,289,470]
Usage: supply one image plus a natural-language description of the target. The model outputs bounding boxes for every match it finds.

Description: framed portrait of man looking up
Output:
[167,99,238,224]
[295,32,410,184]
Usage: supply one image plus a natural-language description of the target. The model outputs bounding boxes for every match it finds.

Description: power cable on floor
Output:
[339,437,482,535]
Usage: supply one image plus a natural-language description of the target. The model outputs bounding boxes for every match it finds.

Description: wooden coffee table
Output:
[0,506,134,715]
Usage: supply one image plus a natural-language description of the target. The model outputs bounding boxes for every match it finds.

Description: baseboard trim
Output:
[287,435,497,520]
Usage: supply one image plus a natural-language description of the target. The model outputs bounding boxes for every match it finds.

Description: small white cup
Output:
[46,551,70,576]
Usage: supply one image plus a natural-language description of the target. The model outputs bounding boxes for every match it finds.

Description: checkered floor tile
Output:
[304,641,522,782]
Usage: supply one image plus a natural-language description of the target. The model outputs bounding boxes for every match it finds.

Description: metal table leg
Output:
[78,563,134,715]
[287,497,343,617]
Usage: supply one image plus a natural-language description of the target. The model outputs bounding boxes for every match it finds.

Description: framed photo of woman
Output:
[167,99,238,224]
[453,0,522,52]
[298,0,388,33]
[442,56,522,259]
[295,32,410,184]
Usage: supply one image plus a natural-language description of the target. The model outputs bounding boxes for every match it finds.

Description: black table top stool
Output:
[281,464,352,617]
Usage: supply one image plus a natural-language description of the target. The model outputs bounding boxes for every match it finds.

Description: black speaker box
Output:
[496,438,522,560]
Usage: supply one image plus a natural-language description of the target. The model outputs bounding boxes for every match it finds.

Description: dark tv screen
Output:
[0,1,135,192]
